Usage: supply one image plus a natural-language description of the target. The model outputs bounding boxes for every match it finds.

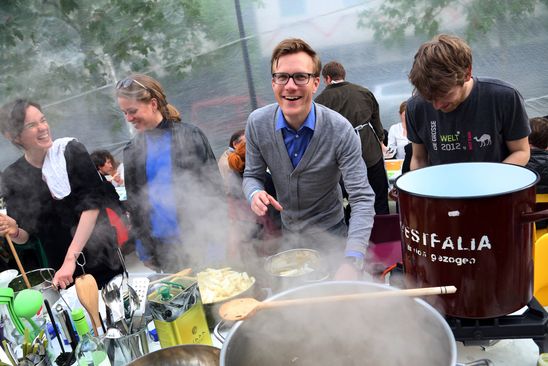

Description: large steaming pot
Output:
[395,163,548,318]
[221,281,456,366]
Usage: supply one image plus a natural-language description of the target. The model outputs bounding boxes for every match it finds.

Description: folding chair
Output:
[366,213,403,267]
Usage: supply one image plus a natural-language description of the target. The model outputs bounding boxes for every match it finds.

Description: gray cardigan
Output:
[243,103,375,255]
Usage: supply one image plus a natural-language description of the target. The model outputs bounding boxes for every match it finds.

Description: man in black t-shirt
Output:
[315,61,389,215]
[406,34,530,169]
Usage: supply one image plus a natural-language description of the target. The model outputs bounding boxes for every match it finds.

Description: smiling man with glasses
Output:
[242,38,376,280]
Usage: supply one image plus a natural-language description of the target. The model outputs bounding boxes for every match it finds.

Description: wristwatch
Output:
[344,256,364,271]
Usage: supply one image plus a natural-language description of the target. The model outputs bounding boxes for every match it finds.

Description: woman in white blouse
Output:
[387,101,410,160]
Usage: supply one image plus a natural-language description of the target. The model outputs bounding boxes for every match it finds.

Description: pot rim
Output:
[395,162,538,199]
[9,267,56,288]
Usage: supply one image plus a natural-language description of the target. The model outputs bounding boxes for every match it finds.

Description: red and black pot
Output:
[395,162,548,318]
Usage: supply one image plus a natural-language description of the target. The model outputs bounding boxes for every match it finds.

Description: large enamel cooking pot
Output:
[221,281,456,365]
[395,162,548,318]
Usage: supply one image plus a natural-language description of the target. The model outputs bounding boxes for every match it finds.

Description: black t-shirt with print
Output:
[406,77,530,166]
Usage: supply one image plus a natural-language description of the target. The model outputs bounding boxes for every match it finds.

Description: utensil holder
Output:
[104,326,149,366]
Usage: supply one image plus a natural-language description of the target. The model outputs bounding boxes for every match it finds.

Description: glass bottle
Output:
[72,308,111,366]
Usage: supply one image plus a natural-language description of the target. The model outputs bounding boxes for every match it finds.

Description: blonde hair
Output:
[115,73,181,121]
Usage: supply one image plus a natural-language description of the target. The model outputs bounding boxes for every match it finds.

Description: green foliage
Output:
[0,0,242,105]
[358,0,546,45]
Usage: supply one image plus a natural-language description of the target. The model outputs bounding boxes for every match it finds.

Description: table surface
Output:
[67,255,541,365]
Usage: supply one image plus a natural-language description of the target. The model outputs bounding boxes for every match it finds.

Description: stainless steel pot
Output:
[213,320,234,345]
[221,281,456,366]
[126,345,220,366]
[8,268,59,305]
[203,278,256,329]
[264,248,329,293]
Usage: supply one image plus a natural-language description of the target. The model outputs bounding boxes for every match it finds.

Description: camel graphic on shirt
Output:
[474,134,492,147]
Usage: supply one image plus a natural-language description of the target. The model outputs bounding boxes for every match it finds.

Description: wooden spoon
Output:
[219,285,457,321]
[5,234,31,289]
[149,267,192,285]
[75,274,101,336]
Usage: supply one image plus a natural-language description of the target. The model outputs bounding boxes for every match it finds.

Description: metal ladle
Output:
[113,249,141,326]
[102,280,128,334]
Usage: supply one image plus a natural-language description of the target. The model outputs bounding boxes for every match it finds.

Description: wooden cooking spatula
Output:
[219,285,457,321]
[75,274,101,335]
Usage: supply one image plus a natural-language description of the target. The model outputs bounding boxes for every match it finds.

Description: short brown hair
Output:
[409,34,472,101]
[399,100,408,115]
[0,99,42,146]
[321,61,346,80]
[529,117,548,150]
[228,129,245,149]
[271,38,321,76]
[90,149,116,170]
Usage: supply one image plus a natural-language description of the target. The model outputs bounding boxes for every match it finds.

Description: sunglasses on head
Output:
[116,78,148,91]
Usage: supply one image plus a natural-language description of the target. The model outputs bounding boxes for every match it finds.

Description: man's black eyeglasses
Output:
[116,78,148,90]
[272,73,315,86]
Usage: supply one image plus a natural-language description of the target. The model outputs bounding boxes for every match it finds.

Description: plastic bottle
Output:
[71,308,111,366]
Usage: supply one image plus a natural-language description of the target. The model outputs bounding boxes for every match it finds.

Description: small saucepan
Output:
[264,248,329,293]
[9,268,59,305]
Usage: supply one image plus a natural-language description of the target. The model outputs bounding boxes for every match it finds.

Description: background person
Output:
[223,132,257,260]
[91,150,125,202]
[116,74,224,273]
[387,101,410,160]
[90,149,124,187]
[315,61,389,215]
[227,138,281,257]
[218,130,245,195]
[0,99,123,288]
[406,34,530,169]
[242,38,376,280]
[526,117,548,194]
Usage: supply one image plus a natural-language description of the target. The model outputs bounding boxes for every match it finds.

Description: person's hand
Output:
[334,262,361,281]
[0,214,19,238]
[250,190,283,216]
[112,172,124,185]
[53,258,77,289]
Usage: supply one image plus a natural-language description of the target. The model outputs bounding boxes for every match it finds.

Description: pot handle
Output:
[520,208,548,224]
